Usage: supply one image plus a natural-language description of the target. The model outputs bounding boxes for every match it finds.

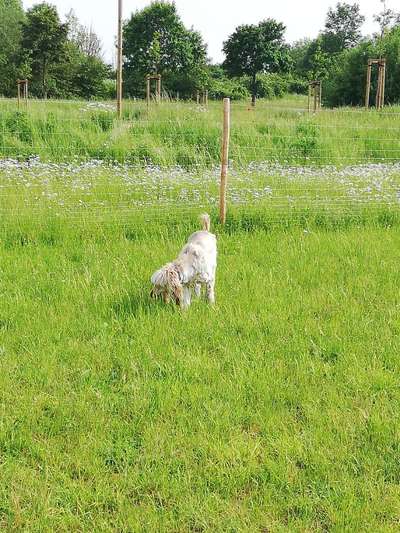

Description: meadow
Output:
[1,95,400,166]
[0,96,400,531]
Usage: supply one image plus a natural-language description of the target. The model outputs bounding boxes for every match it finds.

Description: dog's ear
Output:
[151,267,169,287]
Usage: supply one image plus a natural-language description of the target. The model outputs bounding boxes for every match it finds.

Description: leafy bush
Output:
[5,111,33,143]
[239,73,307,100]
[209,78,249,100]
[324,27,400,107]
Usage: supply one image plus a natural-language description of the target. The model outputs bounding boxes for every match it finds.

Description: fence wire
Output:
[0,97,399,225]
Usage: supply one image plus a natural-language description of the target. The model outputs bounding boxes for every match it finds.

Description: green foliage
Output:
[21,3,68,98]
[324,27,400,106]
[223,19,292,105]
[123,1,208,98]
[0,0,24,97]
[54,43,110,100]
[308,38,333,81]
[209,78,249,100]
[4,110,32,143]
[244,73,306,99]
[323,2,365,52]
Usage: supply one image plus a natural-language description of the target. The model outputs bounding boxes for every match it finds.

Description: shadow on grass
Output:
[110,289,177,318]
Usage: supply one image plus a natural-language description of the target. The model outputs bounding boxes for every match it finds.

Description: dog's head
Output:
[150,263,183,306]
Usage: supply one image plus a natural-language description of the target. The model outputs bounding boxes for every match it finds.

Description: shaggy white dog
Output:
[151,214,217,309]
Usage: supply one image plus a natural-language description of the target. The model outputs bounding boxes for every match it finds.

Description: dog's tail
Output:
[200,213,211,232]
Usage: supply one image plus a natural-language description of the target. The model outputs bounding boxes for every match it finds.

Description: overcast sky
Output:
[22,0,394,64]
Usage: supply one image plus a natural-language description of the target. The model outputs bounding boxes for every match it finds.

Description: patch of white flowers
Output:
[0,158,399,215]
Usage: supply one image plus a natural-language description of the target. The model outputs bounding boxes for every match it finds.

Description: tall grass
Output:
[1,96,400,166]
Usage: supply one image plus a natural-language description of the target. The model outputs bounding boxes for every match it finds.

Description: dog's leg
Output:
[194,283,202,298]
[206,279,215,305]
[182,286,192,309]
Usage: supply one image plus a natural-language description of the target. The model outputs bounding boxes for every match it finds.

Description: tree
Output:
[323,26,400,107]
[66,9,103,59]
[21,3,68,98]
[323,2,365,53]
[289,39,313,78]
[374,0,400,56]
[308,38,332,80]
[223,19,291,106]
[0,0,24,96]
[51,40,109,99]
[123,1,208,98]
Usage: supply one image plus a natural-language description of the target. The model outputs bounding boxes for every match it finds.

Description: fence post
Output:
[381,60,386,108]
[146,75,150,109]
[365,61,372,109]
[116,0,123,119]
[219,98,231,225]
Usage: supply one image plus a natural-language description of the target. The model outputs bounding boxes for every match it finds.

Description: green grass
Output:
[1,95,400,530]
[1,95,400,166]
[0,212,400,531]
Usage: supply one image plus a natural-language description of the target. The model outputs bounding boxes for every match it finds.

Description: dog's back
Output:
[179,214,216,271]
[187,213,216,255]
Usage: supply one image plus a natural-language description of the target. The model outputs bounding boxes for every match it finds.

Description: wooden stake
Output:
[219,98,231,225]
[381,60,386,108]
[313,83,317,113]
[17,81,21,109]
[116,0,123,119]
[146,75,150,108]
[365,62,372,109]
[319,82,322,110]
[308,84,311,113]
[375,64,381,109]
[157,76,161,103]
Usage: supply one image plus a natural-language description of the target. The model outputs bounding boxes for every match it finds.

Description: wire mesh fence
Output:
[0,96,400,227]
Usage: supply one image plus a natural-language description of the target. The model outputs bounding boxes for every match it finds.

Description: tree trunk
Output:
[251,72,256,107]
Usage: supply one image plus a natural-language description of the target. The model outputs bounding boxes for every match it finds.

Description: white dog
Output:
[150,214,217,309]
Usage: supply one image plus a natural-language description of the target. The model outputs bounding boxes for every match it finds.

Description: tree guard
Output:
[308,81,322,113]
[365,59,386,110]
[146,74,162,106]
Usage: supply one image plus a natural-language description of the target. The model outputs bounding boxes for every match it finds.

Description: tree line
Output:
[0,0,399,106]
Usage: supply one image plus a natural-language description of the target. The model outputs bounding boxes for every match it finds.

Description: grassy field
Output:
[0,97,400,531]
[0,213,400,531]
[1,95,400,166]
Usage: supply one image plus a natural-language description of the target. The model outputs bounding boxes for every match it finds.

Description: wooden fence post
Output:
[156,75,161,103]
[313,84,317,113]
[365,61,372,109]
[219,98,231,225]
[381,60,386,108]
[116,0,123,119]
[319,81,322,110]
[146,75,150,109]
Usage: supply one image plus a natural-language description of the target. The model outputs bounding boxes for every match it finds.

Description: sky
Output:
[22,0,395,64]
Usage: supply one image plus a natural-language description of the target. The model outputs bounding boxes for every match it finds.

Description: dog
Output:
[150,214,217,309]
